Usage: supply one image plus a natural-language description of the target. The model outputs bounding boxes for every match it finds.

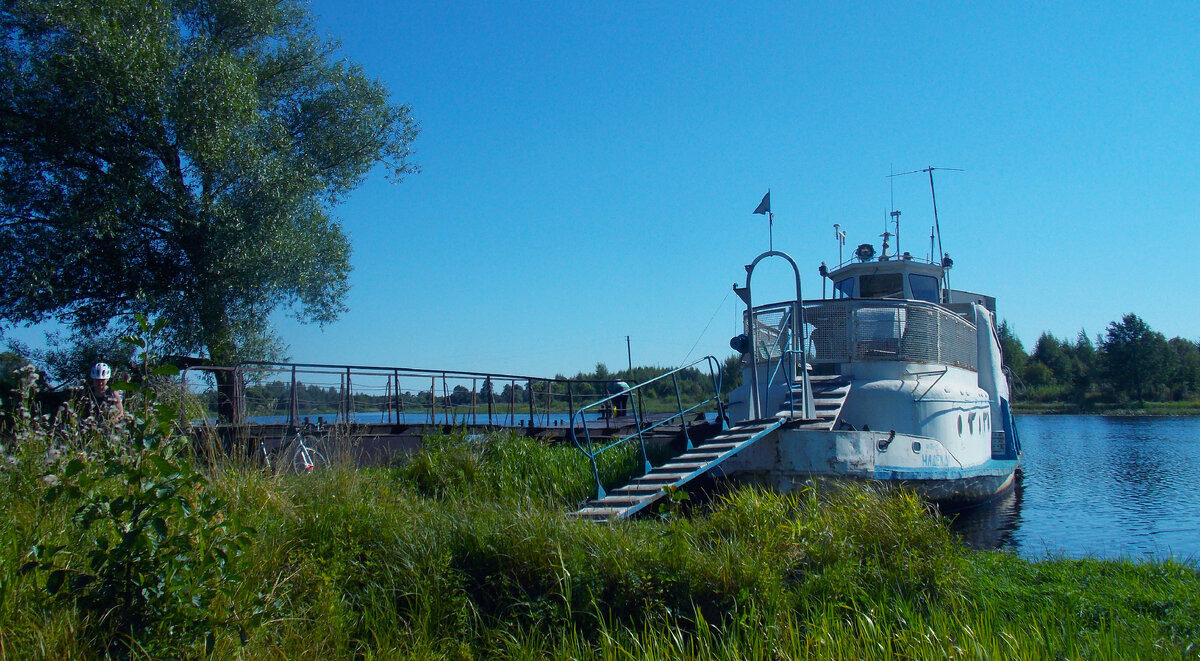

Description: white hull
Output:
[725,254,1022,507]
[717,426,1019,508]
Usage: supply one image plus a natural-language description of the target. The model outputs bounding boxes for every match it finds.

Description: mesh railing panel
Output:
[752,300,978,370]
[748,305,793,361]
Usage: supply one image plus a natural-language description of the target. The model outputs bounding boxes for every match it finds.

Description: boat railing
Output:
[568,356,726,501]
[749,299,978,371]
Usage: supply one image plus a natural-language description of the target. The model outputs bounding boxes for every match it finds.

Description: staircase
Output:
[572,418,783,521]
[781,374,851,431]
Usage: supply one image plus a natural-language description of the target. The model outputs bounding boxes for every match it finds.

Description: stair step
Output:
[611,485,665,496]
[677,452,722,461]
[658,460,708,469]
[575,507,632,519]
[636,473,689,482]
[695,442,741,451]
[592,497,649,507]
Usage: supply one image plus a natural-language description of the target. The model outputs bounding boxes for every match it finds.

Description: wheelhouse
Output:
[827,258,946,304]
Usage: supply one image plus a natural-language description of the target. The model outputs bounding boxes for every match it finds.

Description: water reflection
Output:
[948,469,1024,551]
[948,415,1200,562]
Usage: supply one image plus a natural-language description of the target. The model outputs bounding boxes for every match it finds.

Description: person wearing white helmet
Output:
[84,361,125,421]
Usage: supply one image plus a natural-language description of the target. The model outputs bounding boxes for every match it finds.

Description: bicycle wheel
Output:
[286,436,329,474]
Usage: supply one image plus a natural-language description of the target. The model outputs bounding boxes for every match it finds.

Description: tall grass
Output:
[2,368,1198,658]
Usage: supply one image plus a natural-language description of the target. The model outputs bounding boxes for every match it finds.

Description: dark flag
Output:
[753,191,771,215]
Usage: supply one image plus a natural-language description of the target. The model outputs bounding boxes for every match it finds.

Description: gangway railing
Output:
[568,356,726,501]
[176,361,623,429]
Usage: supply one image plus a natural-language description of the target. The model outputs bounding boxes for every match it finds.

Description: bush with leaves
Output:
[17,316,261,657]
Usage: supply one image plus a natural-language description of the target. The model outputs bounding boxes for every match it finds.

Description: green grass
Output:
[2,390,1199,659]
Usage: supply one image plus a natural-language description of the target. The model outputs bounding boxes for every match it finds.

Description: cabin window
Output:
[909,274,940,303]
[834,278,854,299]
[859,273,903,299]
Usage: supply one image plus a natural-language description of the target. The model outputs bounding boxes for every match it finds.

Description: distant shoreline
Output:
[1014,403,1200,416]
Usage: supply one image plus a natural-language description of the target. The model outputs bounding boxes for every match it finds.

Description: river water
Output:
[950,415,1200,562]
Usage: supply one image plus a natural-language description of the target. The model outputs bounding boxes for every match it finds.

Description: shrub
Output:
[15,317,261,657]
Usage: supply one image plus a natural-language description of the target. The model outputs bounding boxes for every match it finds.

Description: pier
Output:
[174,359,724,464]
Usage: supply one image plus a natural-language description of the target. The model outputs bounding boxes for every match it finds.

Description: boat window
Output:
[859,273,904,299]
[909,274,940,303]
[834,278,854,299]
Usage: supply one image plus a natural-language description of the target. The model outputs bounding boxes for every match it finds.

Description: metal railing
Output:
[176,361,622,428]
[749,299,978,371]
[568,356,726,501]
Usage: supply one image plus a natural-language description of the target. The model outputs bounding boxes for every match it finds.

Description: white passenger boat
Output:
[720,226,1021,508]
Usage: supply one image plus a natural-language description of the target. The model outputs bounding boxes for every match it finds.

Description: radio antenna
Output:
[833,223,846,264]
[888,164,897,255]
[888,166,963,264]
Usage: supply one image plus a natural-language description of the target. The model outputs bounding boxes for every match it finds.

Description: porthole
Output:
[957,416,963,436]
[968,412,976,434]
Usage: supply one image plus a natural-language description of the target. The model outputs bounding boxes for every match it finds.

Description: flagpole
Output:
[753,189,772,251]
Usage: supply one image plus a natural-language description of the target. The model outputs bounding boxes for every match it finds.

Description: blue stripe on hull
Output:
[874,458,1020,508]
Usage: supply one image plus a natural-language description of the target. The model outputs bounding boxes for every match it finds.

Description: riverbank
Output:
[2,420,1197,659]
[1015,400,1200,416]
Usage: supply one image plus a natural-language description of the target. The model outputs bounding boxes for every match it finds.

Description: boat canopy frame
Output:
[735,250,815,420]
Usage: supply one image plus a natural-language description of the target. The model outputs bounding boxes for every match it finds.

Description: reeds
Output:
[2,398,1198,658]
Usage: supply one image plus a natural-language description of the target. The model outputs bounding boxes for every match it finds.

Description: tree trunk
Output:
[203,305,244,425]
[213,368,244,425]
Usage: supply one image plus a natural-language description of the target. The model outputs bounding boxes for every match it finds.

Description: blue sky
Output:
[7,1,1200,378]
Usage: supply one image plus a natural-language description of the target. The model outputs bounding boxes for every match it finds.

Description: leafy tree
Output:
[1020,361,1054,389]
[7,328,137,385]
[0,350,35,417]
[1032,332,1069,385]
[1167,337,1200,400]
[0,0,418,419]
[996,320,1027,376]
[450,384,471,405]
[1099,314,1171,403]
[721,353,743,394]
[1066,330,1097,405]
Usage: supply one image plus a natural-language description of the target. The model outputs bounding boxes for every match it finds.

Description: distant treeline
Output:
[1000,313,1200,410]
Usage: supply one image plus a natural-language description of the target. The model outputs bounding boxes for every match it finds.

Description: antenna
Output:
[889,164,895,253]
[888,166,963,264]
[833,223,846,265]
[890,209,901,257]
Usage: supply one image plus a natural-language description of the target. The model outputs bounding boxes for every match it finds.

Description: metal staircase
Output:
[572,418,783,521]
[781,374,851,431]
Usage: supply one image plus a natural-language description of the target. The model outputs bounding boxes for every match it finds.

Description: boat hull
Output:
[717,426,1019,508]
[874,460,1019,509]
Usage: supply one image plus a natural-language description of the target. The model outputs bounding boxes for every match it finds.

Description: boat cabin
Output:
[825,257,945,304]
[820,248,995,315]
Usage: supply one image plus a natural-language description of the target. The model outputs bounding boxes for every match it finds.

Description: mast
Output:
[889,165,962,264]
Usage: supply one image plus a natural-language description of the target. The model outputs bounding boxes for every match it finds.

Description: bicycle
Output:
[259,423,329,474]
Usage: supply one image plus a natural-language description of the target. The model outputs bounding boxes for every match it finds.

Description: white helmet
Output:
[90,362,112,380]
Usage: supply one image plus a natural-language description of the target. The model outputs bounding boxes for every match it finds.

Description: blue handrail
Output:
[568,356,727,501]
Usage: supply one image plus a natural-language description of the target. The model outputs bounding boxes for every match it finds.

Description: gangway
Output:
[572,418,783,520]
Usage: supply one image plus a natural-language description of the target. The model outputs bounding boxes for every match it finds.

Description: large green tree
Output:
[1099,314,1171,403]
[0,0,417,400]
[1167,337,1200,400]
